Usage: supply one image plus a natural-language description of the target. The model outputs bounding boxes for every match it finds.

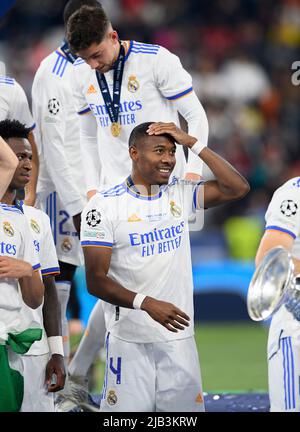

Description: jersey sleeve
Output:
[72,61,91,115]
[265,186,300,239]
[81,194,114,248]
[171,179,204,219]
[39,212,60,276]
[32,67,85,216]
[154,47,193,101]
[22,220,41,271]
[11,80,35,130]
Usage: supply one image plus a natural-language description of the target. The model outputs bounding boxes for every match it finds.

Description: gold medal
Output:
[111,122,121,137]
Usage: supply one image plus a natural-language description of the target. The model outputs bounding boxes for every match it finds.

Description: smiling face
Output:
[77,30,120,73]
[8,138,32,190]
[130,134,176,187]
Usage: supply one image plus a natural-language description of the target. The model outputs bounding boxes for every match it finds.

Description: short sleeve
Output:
[39,213,60,276]
[265,186,300,239]
[154,47,193,101]
[81,195,114,248]
[22,220,41,271]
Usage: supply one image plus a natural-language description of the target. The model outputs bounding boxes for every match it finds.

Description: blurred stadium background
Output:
[1,0,299,405]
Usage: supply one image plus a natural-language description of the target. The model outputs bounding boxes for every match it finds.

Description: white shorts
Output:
[268,306,300,411]
[20,354,54,412]
[37,191,83,267]
[100,334,205,412]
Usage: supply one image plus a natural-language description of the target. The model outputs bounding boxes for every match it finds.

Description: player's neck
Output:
[0,189,16,205]
[130,172,160,196]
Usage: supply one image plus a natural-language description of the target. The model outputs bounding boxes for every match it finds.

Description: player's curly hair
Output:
[129,122,176,148]
[67,5,109,53]
[0,119,31,140]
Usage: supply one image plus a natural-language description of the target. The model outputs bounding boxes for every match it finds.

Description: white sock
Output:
[56,281,71,361]
[68,299,106,377]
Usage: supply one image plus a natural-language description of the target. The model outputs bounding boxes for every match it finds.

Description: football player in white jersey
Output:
[0,136,18,199]
[0,76,39,206]
[0,120,45,412]
[59,2,209,409]
[80,121,249,412]
[20,202,66,411]
[31,1,103,379]
[255,178,300,411]
[67,5,208,195]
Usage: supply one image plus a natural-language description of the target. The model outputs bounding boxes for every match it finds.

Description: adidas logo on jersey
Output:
[128,213,142,222]
[87,84,97,94]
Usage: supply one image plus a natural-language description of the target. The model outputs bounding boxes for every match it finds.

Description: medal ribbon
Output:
[96,43,125,125]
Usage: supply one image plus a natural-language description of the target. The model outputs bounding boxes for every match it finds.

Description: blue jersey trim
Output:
[265,226,296,239]
[81,241,113,248]
[41,266,60,275]
[165,87,193,101]
[28,123,36,131]
[126,187,162,201]
[32,263,41,271]
[78,107,91,115]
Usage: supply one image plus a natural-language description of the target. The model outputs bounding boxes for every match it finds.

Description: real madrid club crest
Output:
[61,238,72,253]
[128,75,139,93]
[30,219,40,234]
[107,389,118,406]
[3,221,14,237]
[170,200,182,217]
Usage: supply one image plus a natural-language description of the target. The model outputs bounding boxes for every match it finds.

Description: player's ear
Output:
[129,145,138,162]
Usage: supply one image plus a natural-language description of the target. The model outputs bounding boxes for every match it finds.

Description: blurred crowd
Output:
[1,0,299,259]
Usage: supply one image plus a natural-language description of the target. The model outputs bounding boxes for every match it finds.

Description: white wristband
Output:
[48,336,64,356]
[190,141,206,156]
[133,293,147,310]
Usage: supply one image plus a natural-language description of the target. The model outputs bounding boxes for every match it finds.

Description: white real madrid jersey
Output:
[265,177,300,259]
[0,203,40,332]
[265,178,300,342]
[81,177,203,343]
[32,49,86,216]
[0,76,35,129]
[73,41,193,184]
[21,204,60,355]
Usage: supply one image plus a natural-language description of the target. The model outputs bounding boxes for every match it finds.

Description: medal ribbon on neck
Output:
[96,43,125,133]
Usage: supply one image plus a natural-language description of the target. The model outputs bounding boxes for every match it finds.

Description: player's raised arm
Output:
[0,136,18,198]
[147,122,250,208]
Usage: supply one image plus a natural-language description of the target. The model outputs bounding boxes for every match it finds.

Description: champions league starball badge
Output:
[86,209,102,227]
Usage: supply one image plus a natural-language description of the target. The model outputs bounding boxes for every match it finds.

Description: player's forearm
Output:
[86,270,137,309]
[175,91,209,174]
[42,276,62,336]
[199,147,250,204]
[19,270,44,309]
[0,136,18,197]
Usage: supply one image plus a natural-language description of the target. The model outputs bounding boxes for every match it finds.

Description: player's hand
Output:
[141,296,190,332]
[73,212,82,236]
[147,122,197,148]
[0,256,32,278]
[45,354,66,392]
